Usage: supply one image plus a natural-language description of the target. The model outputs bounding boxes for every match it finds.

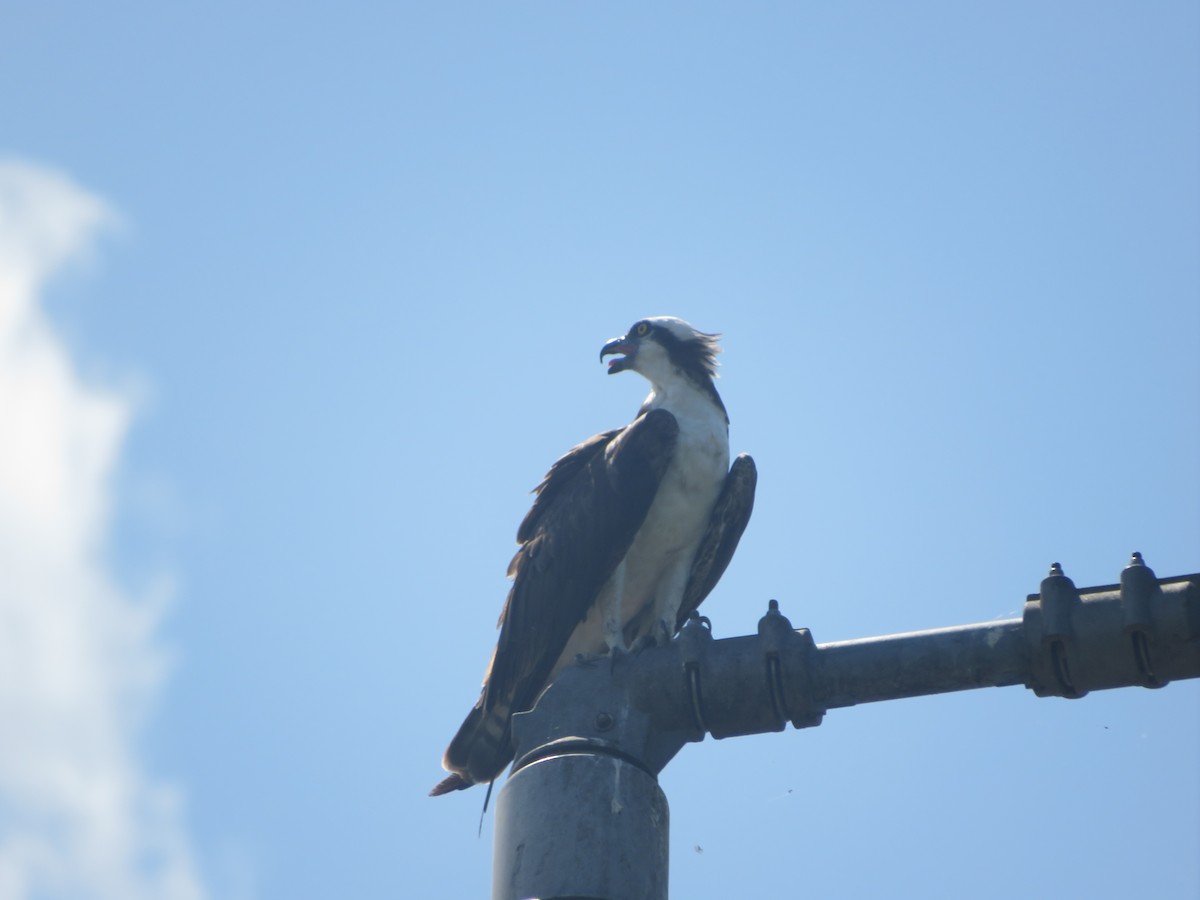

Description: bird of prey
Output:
[431,317,756,796]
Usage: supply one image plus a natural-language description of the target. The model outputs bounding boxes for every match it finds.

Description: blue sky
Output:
[1,3,1197,898]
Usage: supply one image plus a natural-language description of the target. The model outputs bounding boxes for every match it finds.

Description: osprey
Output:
[431,317,756,795]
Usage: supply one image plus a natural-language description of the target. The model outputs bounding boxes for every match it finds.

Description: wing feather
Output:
[515,427,621,546]
[677,453,757,630]
[439,408,680,789]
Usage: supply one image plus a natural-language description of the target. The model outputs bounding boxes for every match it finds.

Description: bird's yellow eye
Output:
[634,322,650,336]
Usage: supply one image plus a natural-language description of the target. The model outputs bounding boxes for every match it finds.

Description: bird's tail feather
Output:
[429,700,513,796]
[428,772,471,796]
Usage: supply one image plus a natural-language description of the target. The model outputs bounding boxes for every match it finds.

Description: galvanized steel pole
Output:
[493,753,668,900]
[490,555,1200,900]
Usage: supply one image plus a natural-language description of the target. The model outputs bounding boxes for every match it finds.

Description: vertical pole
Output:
[492,751,669,900]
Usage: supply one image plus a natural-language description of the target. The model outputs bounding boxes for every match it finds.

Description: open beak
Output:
[600,335,637,374]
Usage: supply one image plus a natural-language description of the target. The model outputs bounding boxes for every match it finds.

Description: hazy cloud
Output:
[0,160,205,900]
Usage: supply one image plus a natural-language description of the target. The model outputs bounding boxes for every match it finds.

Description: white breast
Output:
[620,389,729,627]
[549,377,731,673]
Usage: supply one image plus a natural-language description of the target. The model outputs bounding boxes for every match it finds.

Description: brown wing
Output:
[435,408,680,792]
[676,453,757,630]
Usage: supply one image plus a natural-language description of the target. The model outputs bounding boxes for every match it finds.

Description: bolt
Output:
[595,712,614,732]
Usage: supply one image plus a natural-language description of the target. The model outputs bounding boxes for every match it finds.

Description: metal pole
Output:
[490,557,1200,900]
[493,751,668,900]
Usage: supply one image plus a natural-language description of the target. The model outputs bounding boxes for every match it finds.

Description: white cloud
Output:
[0,160,206,900]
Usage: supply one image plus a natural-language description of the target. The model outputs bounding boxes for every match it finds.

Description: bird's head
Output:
[599,317,721,387]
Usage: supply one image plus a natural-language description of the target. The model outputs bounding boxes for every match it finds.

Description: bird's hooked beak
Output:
[600,333,638,374]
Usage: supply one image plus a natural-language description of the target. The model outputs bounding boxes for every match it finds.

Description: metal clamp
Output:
[757,600,792,728]
[677,611,713,737]
[1120,552,1167,688]
[1023,562,1086,698]
[758,599,824,729]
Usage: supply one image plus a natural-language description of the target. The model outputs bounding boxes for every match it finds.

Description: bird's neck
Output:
[641,372,728,427]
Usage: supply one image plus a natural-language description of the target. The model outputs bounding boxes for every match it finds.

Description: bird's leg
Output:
[654,617,676,647]
[629,631,660,653]
[651,564,688,647]
[603,561,628,673]
[603,560,627,657]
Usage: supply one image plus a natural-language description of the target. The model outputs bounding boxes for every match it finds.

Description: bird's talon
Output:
[608,644,629,673]
[631,633,659,653]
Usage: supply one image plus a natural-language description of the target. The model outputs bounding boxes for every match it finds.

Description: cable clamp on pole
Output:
[1024,562,1086,698]
[678,611,712,738]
